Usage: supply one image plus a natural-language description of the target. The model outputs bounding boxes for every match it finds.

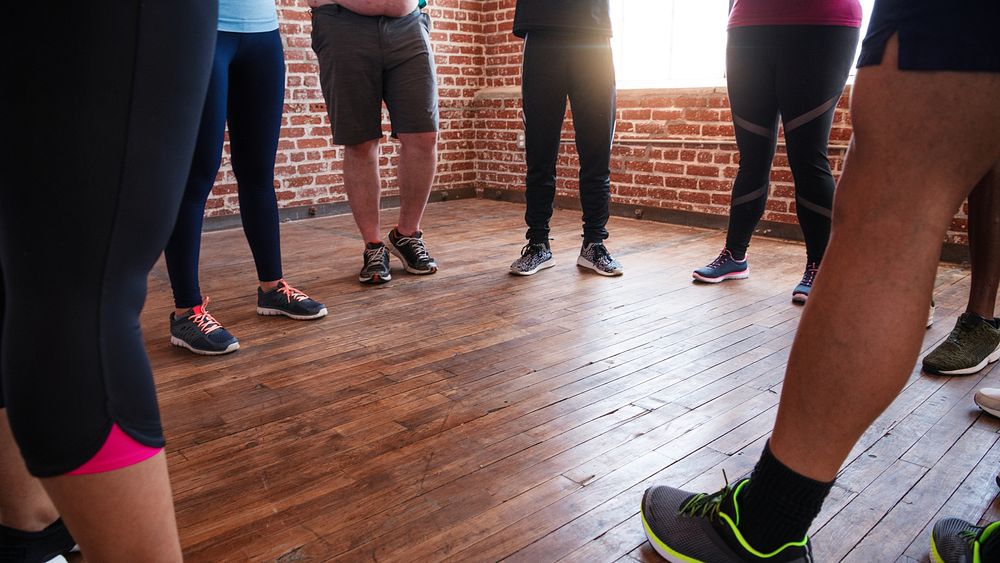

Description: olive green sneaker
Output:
[931,518,1000,563]
[923,313,1000,376]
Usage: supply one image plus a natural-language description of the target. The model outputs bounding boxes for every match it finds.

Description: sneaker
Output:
[577,242,623,276]
[923,313,1000,375]
[928,299,937,328]
[0,519,77,563]
[510,241,554,276]
[386,227,437,275]
[791,262,818,304]
[359,242,392,285]
[642,479,813,562]
[257,281,327,320]
[693,249,749,283]
[975,388,1000,418]
[169,298,239,356]
[930,518,1000,563]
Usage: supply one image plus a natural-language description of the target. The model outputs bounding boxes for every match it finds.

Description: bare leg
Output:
[343,139,383,244]
[769,36,1000,481]
[42,453,181,562]
[967,162,1000,319]
[396,132,438,236]
[0,411,58,532]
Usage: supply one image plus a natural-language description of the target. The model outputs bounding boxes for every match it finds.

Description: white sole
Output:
[387,245,437,275]
[257,306,328,320]
[510,257,555,276]
[576,256,623,276]
[170,336,239,356]
[692,269,749,283]
[935,342,1000,376]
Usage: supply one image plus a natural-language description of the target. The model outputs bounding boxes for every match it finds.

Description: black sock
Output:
[735,441,834,552]
[727,247,747,261]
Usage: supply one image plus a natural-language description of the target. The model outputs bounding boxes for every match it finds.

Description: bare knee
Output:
[398,132,438,155]
[344,139,380,163]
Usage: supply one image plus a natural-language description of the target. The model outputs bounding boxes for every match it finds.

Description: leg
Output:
[343,139,384,243]
[967,161,1000,318]
[227,30,285,288]
[567,36,616,245]
[521,34,570,244]
[1,0,215,559]
[163,32,233,311]
[0,413,58,532]
[396,132,438,235]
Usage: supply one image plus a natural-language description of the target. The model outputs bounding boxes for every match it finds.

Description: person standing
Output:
[310,0,440,285]
[691,0,861,303]
[166,0,328,356]
[508,0,623,277]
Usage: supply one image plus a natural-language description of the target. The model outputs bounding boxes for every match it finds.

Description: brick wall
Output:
[207,1,970,246]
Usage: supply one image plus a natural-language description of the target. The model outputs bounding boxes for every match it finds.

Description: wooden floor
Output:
[142,199,999,562]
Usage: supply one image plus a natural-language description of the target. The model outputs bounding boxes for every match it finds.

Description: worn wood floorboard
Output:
[139,199,994,562]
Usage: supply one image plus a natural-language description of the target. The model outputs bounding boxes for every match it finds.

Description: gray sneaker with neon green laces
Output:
[923,313,1000,375]
[641,479,813,562]
[931,518,1000,563]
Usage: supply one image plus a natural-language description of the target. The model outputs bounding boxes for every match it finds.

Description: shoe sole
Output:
[257,306,329,320]
[640,507,702,563]
[388,245,437,275]
[170,336,239,356]
[926,342,1000,376]
[510,257,555,276]
[576,256,623,277]
[359,273,391,284]
[692,269,749,283]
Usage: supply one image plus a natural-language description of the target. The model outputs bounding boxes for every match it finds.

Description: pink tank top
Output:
[728,0,862,29]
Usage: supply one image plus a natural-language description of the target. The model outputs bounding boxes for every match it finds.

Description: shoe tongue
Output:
[192,305,205,316]
[980,521,1000,557]
[366,242,383,250]
[960,312,986,327]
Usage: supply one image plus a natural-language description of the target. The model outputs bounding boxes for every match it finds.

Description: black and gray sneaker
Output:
[0,519,77,563]
[169,298,239,356]
[386,227,437,275]
[642,479,813,562]
[930,518,1000,563]
[257,281,327,320]
[577,242,623,276]
[510,241,554,276]
[923,313,1000,375]
[360,242,392,285]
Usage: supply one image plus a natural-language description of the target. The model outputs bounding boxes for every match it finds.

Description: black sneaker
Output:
[577,242,623,276]
[360,242,392,285]
[0,519,77,563]
[642,479,813,562]
[257,281,327,320]
[509,241,554,276]
[386,227,437,275]
[931,518,1000,563]
[169,298,239,356]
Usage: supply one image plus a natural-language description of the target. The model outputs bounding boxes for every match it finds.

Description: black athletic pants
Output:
[725,25,859,263]
[0,1,215,476]
[522,32,616,245]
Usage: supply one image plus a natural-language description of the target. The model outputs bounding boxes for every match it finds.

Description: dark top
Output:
[512,0,612,38]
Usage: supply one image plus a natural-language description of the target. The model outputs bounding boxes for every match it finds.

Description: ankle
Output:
[0,510,59,534]
[259,279,281,292]
[726,248,747,261]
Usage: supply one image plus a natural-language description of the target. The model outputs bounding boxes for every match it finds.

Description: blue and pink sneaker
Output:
[693,249,749,283]
[792,262,819,303]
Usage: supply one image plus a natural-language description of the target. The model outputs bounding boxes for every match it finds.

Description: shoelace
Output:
[364,245,389,270]
[521,242,546,257]
[396,234,431,263]
[708,250,733,269]
[800,263,819,287]
[276,280,309,303]
[677,471,734,521]
[191,297,223,335]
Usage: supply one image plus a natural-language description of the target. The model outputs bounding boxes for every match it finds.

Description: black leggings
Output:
[165,30,286,310]
[725,25,859,263]
[0,1,215,477]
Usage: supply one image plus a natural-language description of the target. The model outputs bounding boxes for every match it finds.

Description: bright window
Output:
[610,0,877,90]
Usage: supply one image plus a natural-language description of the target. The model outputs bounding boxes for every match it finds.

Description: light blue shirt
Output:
[219,0,279,33]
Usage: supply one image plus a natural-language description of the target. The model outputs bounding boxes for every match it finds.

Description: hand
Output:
[328,0,419,17]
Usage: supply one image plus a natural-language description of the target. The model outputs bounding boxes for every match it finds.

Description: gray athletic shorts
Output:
[311,4,439,146]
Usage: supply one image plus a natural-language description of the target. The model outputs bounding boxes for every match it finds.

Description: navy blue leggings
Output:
[165,30,286,309]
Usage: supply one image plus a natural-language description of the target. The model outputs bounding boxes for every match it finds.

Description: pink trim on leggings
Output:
[67,423,162,475]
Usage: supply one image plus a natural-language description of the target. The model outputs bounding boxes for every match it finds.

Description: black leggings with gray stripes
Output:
[724,25,859,263]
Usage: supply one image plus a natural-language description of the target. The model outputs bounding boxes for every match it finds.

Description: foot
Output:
[386,227,437,275]
[791,262,818,304]
[975,388,1000,418]
[257,280,327,320]
[359,242,392,285]
[0,519,77,563]
[930,518,1000,563]
[693,249,749,283]
[923,313,1000,375]
[642,479,813,562]
[510,241,554,276]
[577,242,623,276]
[169,297,239,356]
